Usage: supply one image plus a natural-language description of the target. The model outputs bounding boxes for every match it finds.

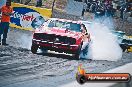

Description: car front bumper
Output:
[32,39,79,54]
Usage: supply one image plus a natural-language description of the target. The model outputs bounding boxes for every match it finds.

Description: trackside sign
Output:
[10,3,52,30]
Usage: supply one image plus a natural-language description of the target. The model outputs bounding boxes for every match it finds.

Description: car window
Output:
[31,16,45,29]
[48,20,66,28]
[48,20,81,32]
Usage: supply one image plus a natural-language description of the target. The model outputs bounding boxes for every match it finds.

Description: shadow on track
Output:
[36,51,77,60]
[35,50,93,61]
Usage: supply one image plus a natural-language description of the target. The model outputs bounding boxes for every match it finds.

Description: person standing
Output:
[80,24,91,58]
[0,0,13,45]
[36,0,42,7]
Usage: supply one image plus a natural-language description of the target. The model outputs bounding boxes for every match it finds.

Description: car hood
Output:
[35,27,82,39]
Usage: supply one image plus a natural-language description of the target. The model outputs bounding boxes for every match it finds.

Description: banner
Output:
[10,3,52,30]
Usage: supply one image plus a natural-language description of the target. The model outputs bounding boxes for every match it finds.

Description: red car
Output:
[31,18,91,59]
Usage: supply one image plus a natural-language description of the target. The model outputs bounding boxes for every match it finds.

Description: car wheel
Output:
[76,74,86,84]
[120,44,127,52]
[40,47,48,53]
[31,44,39,54]
[74,45,82,60]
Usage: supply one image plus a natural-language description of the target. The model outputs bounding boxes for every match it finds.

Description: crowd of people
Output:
[82,0,131,18]
[10,0,132,19]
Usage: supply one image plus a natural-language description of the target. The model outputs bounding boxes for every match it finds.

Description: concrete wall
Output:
[65,0,84,16]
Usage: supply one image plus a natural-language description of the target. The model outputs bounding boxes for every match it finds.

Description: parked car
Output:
[112,30,132,52]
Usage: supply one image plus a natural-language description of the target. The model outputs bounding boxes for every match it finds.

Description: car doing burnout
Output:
[31,18,91,59]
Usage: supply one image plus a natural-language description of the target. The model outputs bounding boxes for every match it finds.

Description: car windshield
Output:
[48,20,81,32]
[113,31,125,38]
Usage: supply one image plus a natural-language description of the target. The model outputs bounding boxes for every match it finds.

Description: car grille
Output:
[33,33,76,45]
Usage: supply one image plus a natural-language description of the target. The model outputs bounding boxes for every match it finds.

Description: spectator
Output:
[104,0,113,17]
[81,24,90,56]
[36,0,42,7]
[0,0,13,45]
[120,3,126,19]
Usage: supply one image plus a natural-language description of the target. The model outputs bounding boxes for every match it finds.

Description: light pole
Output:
[52,0,56,16]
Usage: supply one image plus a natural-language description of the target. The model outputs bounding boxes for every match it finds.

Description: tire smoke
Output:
[84,17,123,61]
[17,33,32,50]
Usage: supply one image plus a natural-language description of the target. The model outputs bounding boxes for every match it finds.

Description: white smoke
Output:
[17,33,32,50]
[84,17,123,61]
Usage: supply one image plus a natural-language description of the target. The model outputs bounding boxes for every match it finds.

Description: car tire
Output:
[120,44,127,52]
[74,45,82,60]
[40,47,48,53]
[31,44,39,54]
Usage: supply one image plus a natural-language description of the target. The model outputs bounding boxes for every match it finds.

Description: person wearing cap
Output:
[0,1,13,45]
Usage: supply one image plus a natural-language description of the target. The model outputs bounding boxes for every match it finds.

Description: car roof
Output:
[81,21,92,25]
[49,18,82,24]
